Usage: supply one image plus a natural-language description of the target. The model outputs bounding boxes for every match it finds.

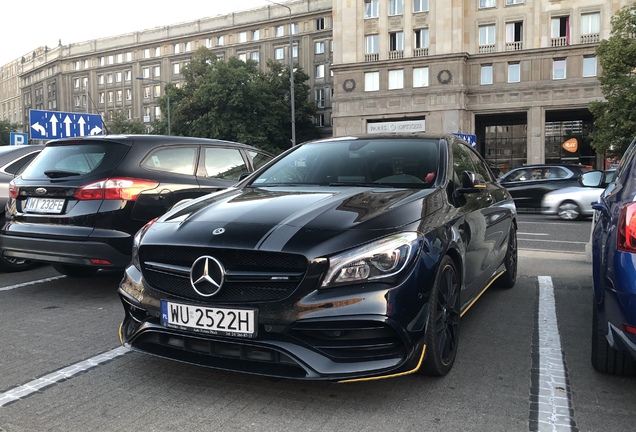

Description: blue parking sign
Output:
[10,132,28,145]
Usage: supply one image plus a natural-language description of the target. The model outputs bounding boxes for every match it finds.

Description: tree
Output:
[0,120,23,146]
[589,3,636,157]
[163,47,320,154]
[107,111,146,134]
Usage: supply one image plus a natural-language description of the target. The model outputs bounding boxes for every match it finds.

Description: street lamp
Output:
[136,76,171,135]
[265,0,296,146]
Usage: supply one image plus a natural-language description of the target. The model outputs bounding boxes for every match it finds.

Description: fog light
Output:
[90,258,112,265]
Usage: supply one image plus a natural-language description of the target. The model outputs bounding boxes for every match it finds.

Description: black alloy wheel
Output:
[420,255,460,376]
[495,225,518,289]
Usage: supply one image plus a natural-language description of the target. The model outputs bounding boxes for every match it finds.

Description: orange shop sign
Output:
[562,138,578,153]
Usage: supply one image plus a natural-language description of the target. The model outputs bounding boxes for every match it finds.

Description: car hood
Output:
[145,186,441,254]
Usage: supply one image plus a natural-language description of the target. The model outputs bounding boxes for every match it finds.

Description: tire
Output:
[419,255,461,376]
[591,302,636,376]
[0,252,37,273]
[557,201,582,221]
[495,225,517,289]
[53,264,100,278]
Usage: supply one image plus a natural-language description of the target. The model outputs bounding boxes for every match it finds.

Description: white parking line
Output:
[0,346,130,407]
[532,276,577,431]
[0,276,67,292]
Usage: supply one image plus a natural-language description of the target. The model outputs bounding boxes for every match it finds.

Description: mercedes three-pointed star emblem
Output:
[189,255,225,297]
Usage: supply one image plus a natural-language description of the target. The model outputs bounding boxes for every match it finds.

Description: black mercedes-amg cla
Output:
[118,134,518,381]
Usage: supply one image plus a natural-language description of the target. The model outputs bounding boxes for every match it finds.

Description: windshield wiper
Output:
[43,170,81,178]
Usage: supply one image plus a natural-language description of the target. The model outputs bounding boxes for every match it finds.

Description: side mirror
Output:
[579,171,603,188]
[457,171,487,194]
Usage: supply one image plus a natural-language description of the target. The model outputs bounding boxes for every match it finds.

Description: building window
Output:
[365,72,380,92]
[506,0,523,4]
[108,55,114,65]
[142,68,150,78]
[99,56,105,66]
[292,45,298,58]
[238,53,248,62]
[389,31,404,51]
[74,61,80,71]
[508,63,520,83]
[82,77,88,88]
[291,23,299,34]
[414,0,428,13]
[143,87,150,98]
[413,67,429,87]
[389,0,404,16]
[316,114,325,127]
[315,64,325,79]
[581,12,600,43]
[251,52,260,62]
[365,0,379,18]
[154,47,161,57]
[479,0,495,8]
[173,63,180,74]
[481,65,493,85]
[125,70,131,81]
[315,41,325,54]
[366,35,379,54]
[553,58,566,80]
[117,53,123,63]
[315,88,325,108]
[185,42,192,52]
[217,36,225,46]
[125,52,132,62]
[107,91,114,103]
[154,66,161,78]
[275,47,285,60]
[126,89,132,100]
[252,29,260,40]
[276,25,284,37]
[388,70,404,90]
[98,75,104,85]
[116,90,123,102]
[316,18,325,30]
[116,72,122,83]
[505,22,523,50]
[551,16,570,46]
[153,85,161,98]
[174,44,180,54]
[583,56,597,77]
[73,78,80,89]
[479,25,496,53]
[107,74,113,84]
[414,28,429,56]
[239,32,247,43]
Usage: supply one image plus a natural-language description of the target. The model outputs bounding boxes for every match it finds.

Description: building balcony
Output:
[414,47,429,57]
[389,50,404,59]
[505,41,523,51]
[580,33,600,44]
[551,37,568,47]
[365,53,379,62]
[479,44,496,54]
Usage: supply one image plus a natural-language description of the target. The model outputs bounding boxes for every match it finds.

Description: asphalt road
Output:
[1,214,634,432]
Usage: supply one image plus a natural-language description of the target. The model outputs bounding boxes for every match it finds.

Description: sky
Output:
[0,0,278,65]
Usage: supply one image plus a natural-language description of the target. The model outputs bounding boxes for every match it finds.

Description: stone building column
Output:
[527,106,545,165]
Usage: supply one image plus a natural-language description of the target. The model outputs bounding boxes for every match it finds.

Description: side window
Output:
[141,146,197,175]
[545,167,567,179]
[248,150,273,170]
[451,141,477,186]
[204,147,248,180]
[5,152,41,176]
[467,147,494,182]
[507,168,530,182]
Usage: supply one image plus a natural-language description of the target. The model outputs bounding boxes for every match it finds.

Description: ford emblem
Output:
[35,188,47,196]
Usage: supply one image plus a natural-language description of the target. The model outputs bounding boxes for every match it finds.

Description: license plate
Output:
[161,301,257,338]
[24,197,66,214]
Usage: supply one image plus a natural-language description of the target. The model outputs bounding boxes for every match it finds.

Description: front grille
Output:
[289,320,406,362]
[140,246,308,303]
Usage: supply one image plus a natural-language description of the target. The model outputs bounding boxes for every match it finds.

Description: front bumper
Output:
[118,264,428,381]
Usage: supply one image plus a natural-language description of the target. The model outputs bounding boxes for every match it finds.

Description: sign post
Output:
[29,109,103,140]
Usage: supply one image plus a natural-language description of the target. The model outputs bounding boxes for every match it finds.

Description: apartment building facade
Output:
[0,0,631,170]
[331,0,630,171]
[2,0,333,139]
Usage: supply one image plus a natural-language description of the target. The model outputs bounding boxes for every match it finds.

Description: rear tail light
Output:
[8,179,17,199]
[617,202,636,253]
[73,178,159,201]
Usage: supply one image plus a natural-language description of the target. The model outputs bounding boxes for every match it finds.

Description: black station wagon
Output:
[0,135,273,276]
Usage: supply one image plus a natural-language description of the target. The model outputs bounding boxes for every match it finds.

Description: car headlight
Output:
[320,232,420,288]
[131,218,157,271]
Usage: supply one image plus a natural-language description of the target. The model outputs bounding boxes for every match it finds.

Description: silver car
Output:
[541,169,616,220]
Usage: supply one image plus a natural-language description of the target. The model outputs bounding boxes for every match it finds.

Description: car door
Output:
[197,146,252,194]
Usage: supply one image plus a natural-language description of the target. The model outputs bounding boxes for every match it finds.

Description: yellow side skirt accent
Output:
[337,345,427,383]
[460,270,504,317]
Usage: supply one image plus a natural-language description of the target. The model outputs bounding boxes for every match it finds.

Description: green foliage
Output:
[161,47,321,154]
[107,111,146,134]
[0,120,24,146]
[590,3,636,157]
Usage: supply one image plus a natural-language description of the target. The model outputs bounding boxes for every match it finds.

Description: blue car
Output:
[584,139,636,375]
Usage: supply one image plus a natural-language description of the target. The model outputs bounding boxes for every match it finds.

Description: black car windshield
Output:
[251,138,441,188]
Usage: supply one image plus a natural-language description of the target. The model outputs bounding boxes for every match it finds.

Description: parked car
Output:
[585,142,636,376]
[0,144,45,272]
[0,135,273,277]
[541,169,616,220]
[497,164,592,211]
[118,134,518,381]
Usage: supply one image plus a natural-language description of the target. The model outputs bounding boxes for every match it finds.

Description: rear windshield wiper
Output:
[43,170,81,178]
